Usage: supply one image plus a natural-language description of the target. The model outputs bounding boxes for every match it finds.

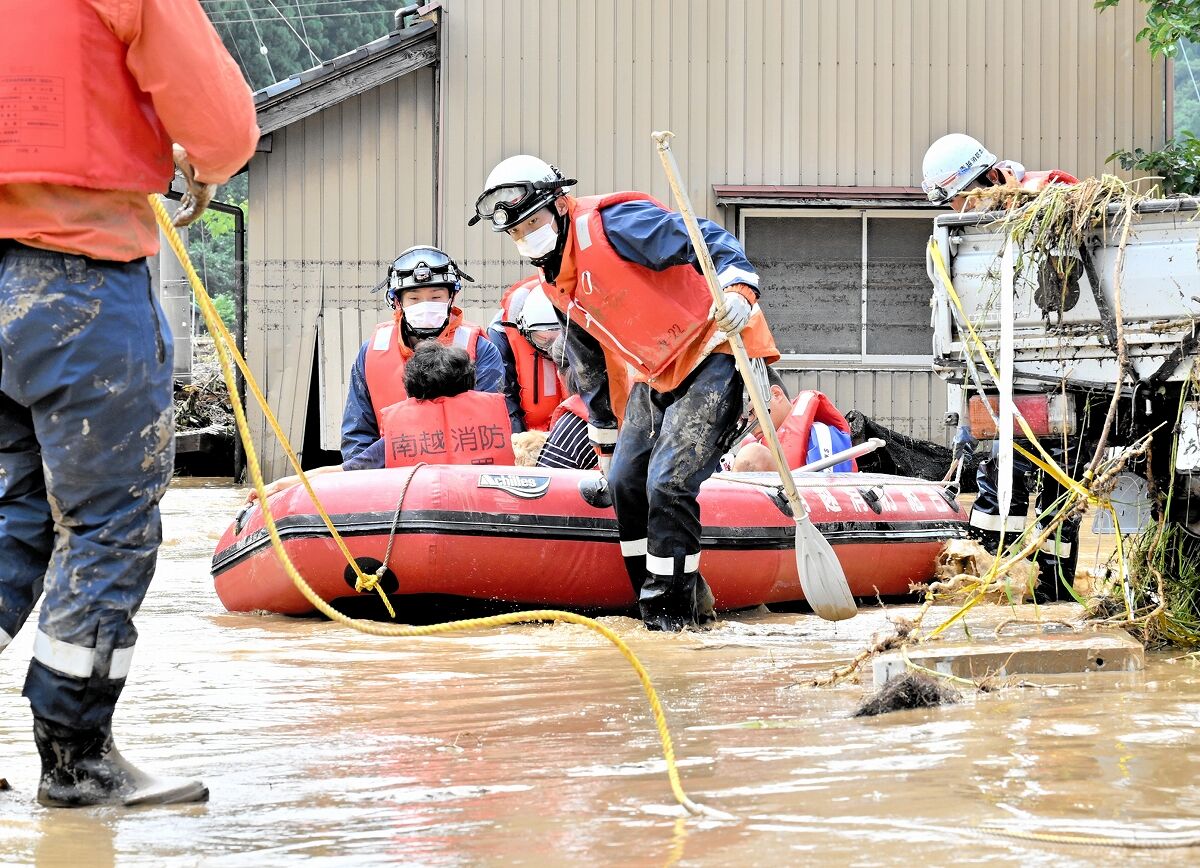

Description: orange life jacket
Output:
[363,306,484,422]
[498,277,569,431]
[742,390,856,471]
[1020,170,1079,191]
[548,394,588,429]
[543,193,779,393]
[0,1,173,191]
[378,391,514,468]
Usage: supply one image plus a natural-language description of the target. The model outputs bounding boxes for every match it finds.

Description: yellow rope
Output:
[149,195,717,818]
[926,239,1130,600]
[928,240,1088,498]
[975,825,1200,849]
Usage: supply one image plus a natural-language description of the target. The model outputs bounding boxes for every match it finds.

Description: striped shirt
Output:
[536,414,598,470]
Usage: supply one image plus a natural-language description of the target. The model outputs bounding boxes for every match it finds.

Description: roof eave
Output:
[713,185,942,209]
[254,18,440,136]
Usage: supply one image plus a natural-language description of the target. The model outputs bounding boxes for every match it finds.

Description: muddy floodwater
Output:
[4,481,1200,866]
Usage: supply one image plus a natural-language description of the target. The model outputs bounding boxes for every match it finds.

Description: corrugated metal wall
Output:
[247,70,435,473]
[443,0,1165,308]
[778,365,949,443]
[247,0,1165,474]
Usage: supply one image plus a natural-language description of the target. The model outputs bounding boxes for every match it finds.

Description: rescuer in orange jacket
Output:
[341,246,506,460]
[257,342,513,498]
[533,336,598,472]
[0,0,258,807]
[471,155,780,631]
[489,278,569,432]
[922,133,1081,601]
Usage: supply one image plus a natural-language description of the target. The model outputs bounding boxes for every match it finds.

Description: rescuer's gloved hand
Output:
[172,144,217,227]
[594,447,613,476]
[952,424,977,460]
[711,289,752,335]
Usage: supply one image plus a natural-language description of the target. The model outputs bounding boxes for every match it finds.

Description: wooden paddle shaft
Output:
[651,131,809,520]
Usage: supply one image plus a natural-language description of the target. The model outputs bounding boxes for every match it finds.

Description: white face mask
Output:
[403,300,450,330]
[513,223,558,260]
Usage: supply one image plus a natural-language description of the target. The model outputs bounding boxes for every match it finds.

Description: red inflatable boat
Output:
[211,465,969,615]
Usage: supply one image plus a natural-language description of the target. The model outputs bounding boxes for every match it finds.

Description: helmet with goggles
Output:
[920,133,998,206]
[381,245,475,310]
[515,285,562,354]
[470,155,576,232]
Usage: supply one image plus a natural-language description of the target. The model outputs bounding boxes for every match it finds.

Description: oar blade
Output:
[794,519,857,621]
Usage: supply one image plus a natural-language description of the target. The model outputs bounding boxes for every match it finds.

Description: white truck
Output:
[927,198,1200,536]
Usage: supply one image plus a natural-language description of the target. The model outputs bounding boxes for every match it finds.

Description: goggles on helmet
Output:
[468,176,576,231]
[922,159,996,205]
[382,247,475,294]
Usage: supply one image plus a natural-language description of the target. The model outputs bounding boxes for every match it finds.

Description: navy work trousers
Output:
[609,353,744,605]
[0,243,174,730]
[971,444,1080,600]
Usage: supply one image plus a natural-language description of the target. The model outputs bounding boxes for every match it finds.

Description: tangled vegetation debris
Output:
[854,672,960,717]
[174,337,233,438]
[1088,516,1200,649]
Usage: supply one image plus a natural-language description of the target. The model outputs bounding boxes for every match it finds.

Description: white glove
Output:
[711,290,752,335]
[595,451,613,476]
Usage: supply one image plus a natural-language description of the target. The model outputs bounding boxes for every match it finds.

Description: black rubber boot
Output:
[33,718,208,808]
[695,575,716,627]
[639,570,715,632]
[1033,517,1081,603]
[638,572,693,632]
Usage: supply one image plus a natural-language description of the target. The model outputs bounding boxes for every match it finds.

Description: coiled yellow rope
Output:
[149,194,719,818]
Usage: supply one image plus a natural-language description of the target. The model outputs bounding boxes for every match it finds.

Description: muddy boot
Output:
[695,575,716,628]
[639,571,701,632]
[33,718,208,808]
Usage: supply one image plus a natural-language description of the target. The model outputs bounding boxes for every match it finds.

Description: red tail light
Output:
[968,393,1075,439]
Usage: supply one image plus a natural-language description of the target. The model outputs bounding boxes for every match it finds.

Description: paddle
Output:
[796,438,886,474]
[652,131,858,622]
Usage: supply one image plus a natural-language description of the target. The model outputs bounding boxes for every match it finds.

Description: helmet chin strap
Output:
[530,207,570,279]
[401,317,450,344]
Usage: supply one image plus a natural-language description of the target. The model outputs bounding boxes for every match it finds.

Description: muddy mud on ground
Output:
[2,481,1200,866]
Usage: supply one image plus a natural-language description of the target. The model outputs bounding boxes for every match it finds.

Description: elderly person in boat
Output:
[729,369,856,474]
[255,342,514,500]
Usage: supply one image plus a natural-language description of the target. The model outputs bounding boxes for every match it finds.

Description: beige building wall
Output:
[443,0,1165,303]
[247,0,1165,475]
[247,69,435,474]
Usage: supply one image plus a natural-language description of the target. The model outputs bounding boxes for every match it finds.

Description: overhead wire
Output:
[206,9,396,25]
[201,0,391,14]
[1179,39,1200,119]
[262,0,321,66]
[241,0,277,83]
[293,0,317,64]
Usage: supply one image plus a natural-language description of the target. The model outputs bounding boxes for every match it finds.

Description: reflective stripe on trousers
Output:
[33,629,135,679]
[609,354,745,598]
[0,244,172,729]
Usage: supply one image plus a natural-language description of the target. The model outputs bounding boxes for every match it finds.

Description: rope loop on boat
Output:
[362,462,425,596]
[150,195,720,819]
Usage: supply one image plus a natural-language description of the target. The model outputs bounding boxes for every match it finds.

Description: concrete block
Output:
[872,628,1143,688]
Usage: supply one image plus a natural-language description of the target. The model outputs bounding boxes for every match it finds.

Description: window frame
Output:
[738,206,939,366]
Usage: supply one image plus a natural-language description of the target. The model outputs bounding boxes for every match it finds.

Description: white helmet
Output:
[921,133,998,205]
[517,285,561,333]
[515,285,561,353]
[470,155,575,232]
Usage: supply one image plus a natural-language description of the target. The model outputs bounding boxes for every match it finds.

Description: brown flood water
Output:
[3,480,1200,866]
